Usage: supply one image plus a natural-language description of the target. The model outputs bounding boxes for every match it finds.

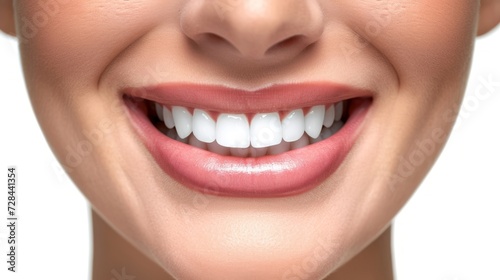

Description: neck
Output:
[91,209,393,280]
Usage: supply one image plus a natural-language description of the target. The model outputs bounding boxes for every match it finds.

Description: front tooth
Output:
[230,148,249,157]
[334,102,343,121]
[268,141,290,155]
[323,105,335,128]
[208,141,230,156]
[282,109,305,142]
[172,106,192,139]
[155,103,164,121]
[163,106,175,129]
[216,114,250,148]
[250,147,267,157]
[192,109,216,143]
[250,113,282,148]
[305,105,325,138]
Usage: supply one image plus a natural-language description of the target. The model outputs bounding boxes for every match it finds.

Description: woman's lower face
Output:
[16,0,478,278]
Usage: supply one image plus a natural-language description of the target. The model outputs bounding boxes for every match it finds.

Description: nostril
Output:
[205,33,225,43]
[196,33,238,52]
[266,35,305,55]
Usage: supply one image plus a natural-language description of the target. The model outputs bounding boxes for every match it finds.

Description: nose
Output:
[180,0,324,62]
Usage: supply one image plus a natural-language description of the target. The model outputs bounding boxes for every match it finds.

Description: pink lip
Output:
[124,83,372,197]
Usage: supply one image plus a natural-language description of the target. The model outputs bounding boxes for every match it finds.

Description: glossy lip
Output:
[124,83,372,197]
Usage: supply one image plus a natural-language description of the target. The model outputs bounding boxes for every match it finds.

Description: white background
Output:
[0,26,499,280]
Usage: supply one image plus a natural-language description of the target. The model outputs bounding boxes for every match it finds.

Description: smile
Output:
[124,83,372,197]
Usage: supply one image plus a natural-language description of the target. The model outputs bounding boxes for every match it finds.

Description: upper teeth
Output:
[154,102,344,149]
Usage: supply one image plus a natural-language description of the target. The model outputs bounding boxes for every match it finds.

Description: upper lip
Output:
[122,82,374,113]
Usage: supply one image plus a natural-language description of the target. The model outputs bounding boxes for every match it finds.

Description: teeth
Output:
[208,141,230,156]
[282,109,305,142]
[331,121,344,134]
[305,105,325,139]
[230,148,249,157]
[250,113,282,148]
[323,105,335,128]
[250,147,267,157]
[155,103,164,121]
[268,140,291,155]
[154,101,347,153]
[334,102,343,121]
[216,114,250,148]
[172,106,192,139]
[188,134,207,150]
[291,134,310,150]
[162,106,175,129]
[192,109,216,143]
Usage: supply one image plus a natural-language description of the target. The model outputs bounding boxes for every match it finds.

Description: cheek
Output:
[15,1,169,87]
[344,0,478,84]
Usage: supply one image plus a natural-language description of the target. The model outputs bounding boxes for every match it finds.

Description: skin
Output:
[1,0,499,279]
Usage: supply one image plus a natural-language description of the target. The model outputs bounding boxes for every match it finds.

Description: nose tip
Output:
[180,0,324,61]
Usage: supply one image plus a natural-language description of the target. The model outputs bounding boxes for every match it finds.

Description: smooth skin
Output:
[1,1,499,279]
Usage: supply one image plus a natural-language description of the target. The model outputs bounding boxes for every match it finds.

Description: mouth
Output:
[124,83,372,197]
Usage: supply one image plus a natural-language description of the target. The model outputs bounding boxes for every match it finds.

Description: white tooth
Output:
[323,105,335,128]
[216,114,250,148]
[334,102,343,121]
[250,113,282,148]
[291,134,309,150]
[331,121,344,134]
[250,147,267,157]
[172,106,192,139]
[282,109,305,142]
[305,105,325,139]
[163,106,175,129]
[311,127,334,144]
[175,134,189,144]
[208,141,230,156]
[192,109,216,143]
[268,141,290,155]
[155,103,164,121]
[230,148,249,157]
[188,134,207,150]
[166,128,177,139]
[320,126,334,139]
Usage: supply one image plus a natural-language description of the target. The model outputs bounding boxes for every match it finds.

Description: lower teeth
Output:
[156,122,344,157]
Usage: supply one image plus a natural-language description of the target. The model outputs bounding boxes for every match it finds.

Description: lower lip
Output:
[127,99,370,197]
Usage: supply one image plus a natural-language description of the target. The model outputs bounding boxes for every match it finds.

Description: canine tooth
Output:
[334,102,343,121]
[192,109,216,143]
[155,103,164,121]
[250,113,282,148]
[291,134,309,150]
[323,105,335,128]
[172,106,192,139]
[163,107,175,129]
[216,114,250,148]
[282,109,305,142]
[208,141,230,156]
[305,105,325,138]
[268,141,290,155]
